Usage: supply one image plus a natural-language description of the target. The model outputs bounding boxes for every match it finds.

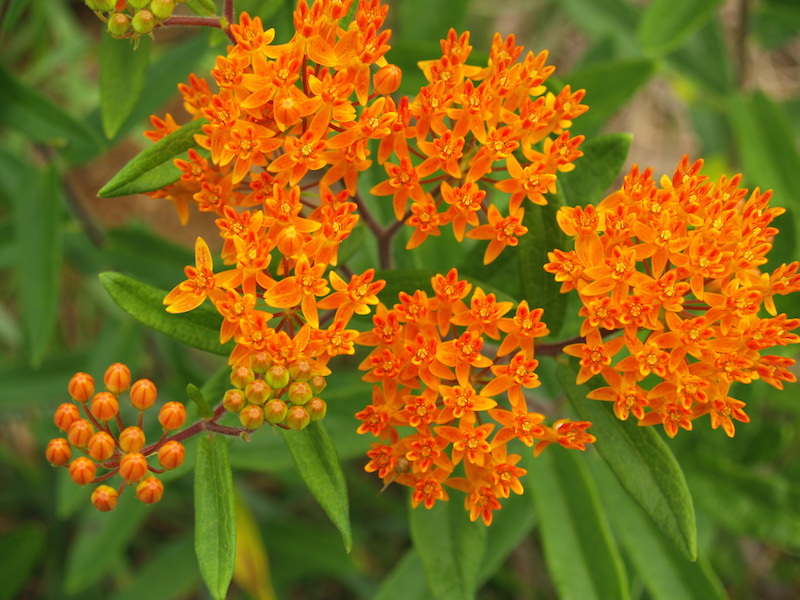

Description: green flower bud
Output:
[94,0,117,10]
[287,381,313,406]
[239,405,264,429]
[249,350,273,375]
[264,364,290,390]
[245,378,271,406]
[288,357,313,382]
[149,0,174,20]
[107,13,130,37]
[223,389,246,413]
[230,365,255,389]
[308,373,327,395]
[127,0,149,9]
[307,397,327,421]
[285,405,310,431]
[264,399,288,425]
[131,9,155,35]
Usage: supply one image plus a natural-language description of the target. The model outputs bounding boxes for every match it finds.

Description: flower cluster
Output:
[85,0,180,39]
[547,157,800,437]
[46,364,187,511]
[354,269,595,525]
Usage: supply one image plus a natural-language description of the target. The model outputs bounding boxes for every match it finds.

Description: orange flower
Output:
[164,238,233,313]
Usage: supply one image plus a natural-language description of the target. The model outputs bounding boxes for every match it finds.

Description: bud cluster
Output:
[85,0,180,39]
[46,363,187,512]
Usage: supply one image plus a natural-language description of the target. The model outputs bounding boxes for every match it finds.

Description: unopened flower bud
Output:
[308,373,327,394]
[136,476,164,504]
[130,378,157,411]
[307,397,327,421]
[245,378,271,405]
[46,438,72,466]
[91,392,119,422]
[288,357,313,382]
[91,485,119,512]
[287,381,313,405]
[158,440,185,470]
[95,0,117,10]
[285,405,310,430]
[88,431,116,462]
[68,372,95,402]
[119,426,146,453]
[158,401,186,430]
[249,350,273,374]
[104,362,131,395]
[68,419,95,448]
[127,0,148,8]
[107,12,130,37]
[265,364,290,390]
[149,0,174,21]
[373,64,402,95]
[239,405,264,429]
[119,452,148,483]
[132,9,155,35]
[223,389,246,413]
[54,403,81,431]
[69,457,97,485]
[230,365,255,389]
[264,399,288,424]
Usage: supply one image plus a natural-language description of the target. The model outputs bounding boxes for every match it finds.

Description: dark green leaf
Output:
[98,119,206,198]
[99,271,229,356]
[410,498,487,600]
[195,435,237,600]
[558,363,698,560]
[186,0,218,16]
[639,0,724,55]
[280,421,352,551]
[519,198,567,337]
[187,383,214,419]
[100,35,151,139]
[0,523,45,600]
[527,448,627,600]
[559,133,632,207]
[110,537,199,600]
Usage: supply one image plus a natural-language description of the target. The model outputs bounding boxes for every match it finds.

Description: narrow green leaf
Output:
[195,435,237,600]
[110,537,199,600]
[100,35,151,139]
[518,198,567,336]
[0,523,45,600]
[98,119,206,198]
[557,363,698,560]
[559,133,632,207]
[280,421,352,552]
[187,383,214,419]
[639,0,724,56]
[527,448,628,600]
[99,271,229,356]
[410,498,487,600]
[186,0,218,16]
[14,165,63,365]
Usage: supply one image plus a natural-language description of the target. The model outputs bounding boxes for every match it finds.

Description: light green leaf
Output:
[558,363,697,560]
[0,523,45,600]
[187,383,214,419]
[100,34,151,139]
[99,271,229,356]
[559,133,632,207]
[527,448,627,600]
[280,421,352,552]
[410,498,487,600]
[110,537,199,600]
[186,0,218,16]
[639,0,725,56]
[98,119,206,198]
[195,435,237,600]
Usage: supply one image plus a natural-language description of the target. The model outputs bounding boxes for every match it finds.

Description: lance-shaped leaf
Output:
[98,119,206,197]
[280,422,352,552]
[195,435,237,600]
[410,498,487,600]
[557,363,697,560]
[100,35,151,139]
[559,133,632,207]
[638,0,725,56]
[187,383,214,419]
[99,271,229,356]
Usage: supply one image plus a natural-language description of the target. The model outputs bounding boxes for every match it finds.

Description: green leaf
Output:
[559,133,632,207]
[410,498,487,600]
[98,119,206,198]
[0,351,89,410]
[187,383,214,419]
[280,421,352,552]
[374,550,432,600]
[397,0,470,42]
[110,537,199,600]
[100,34,151,139]
[560,0,641,53]
[0,523,45,600]
[527,448,628,600]
[195,435,237,600]
[14,165,63,365]
[668,19,735,95]
[639,0,725,56]
[99,271,229,356]
[558,363,698,560]
[186,0,218,16]
[518,198,567,337]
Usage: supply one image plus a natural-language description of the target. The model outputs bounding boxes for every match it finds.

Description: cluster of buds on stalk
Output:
[85,0,181,39]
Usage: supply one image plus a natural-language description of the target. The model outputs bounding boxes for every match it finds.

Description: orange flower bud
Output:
[307,397,327,421]
[54,403,81,431]
[130,378,157,411]
[264,399,288,425]
[69,457,97,485]
[107,12,129,37]
[287,381,313,406]
[46,438,72,466]
[91,392,119,422]
[249,350,273,374]
[265,364,290,390]
[119,452,149,483]
[104,363,131,395]
[87,431,116,462]
[245,378,271,405]
[373,64,402,95]
[158,440,185,470]
[285,405,310,431]
[288,358,313,382]
[230,365,255,389]
[67,419,95,448]
[119,426,146,454]
[308,373,327,394]
[158,402,186,430]
[223,389,246,413]
[68,372,95,402]
[132,9,155,35]
[239,405,264,429]
[91,485,119,512]
[136,476,164,504]
[150,0,174,20]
